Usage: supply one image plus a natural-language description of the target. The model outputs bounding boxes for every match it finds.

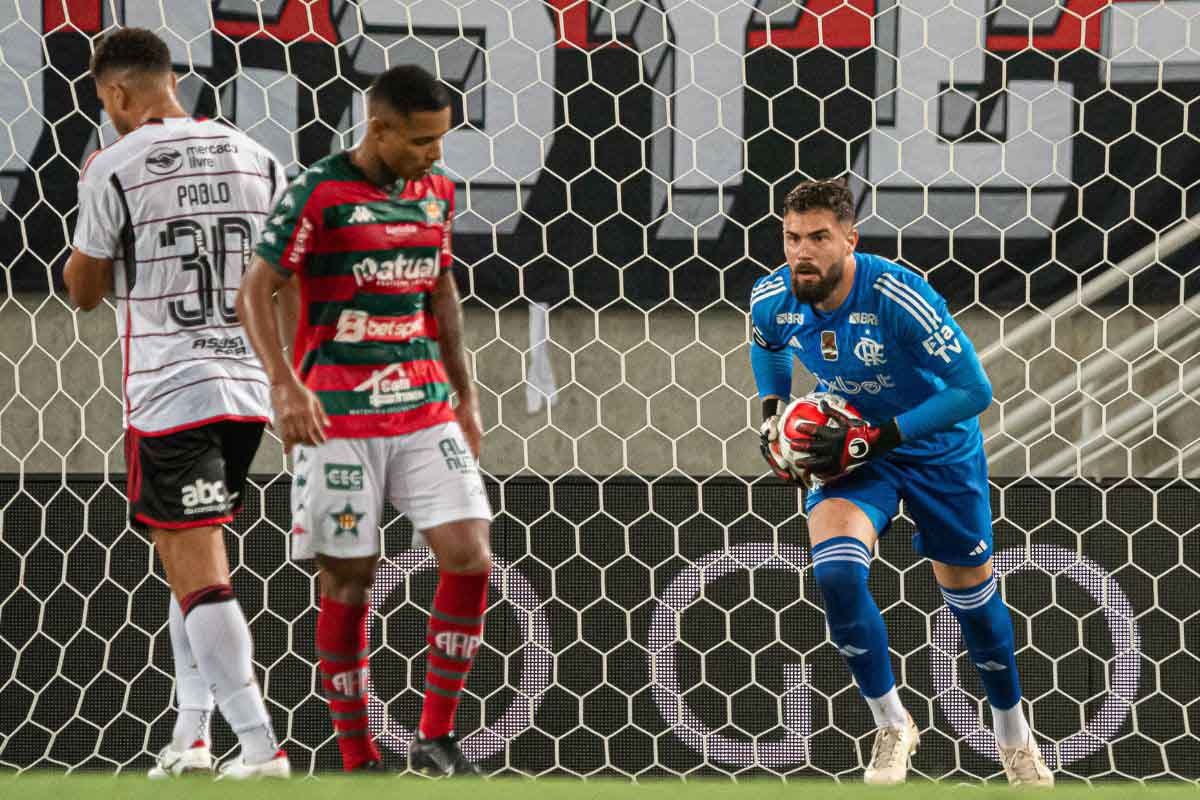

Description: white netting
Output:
[1,0,1199,781]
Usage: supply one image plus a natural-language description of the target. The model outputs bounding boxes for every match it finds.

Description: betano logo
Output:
[353,364,425,408]
[351,254,437,287]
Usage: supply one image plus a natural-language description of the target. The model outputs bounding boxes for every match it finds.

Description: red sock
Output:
[418,571,489,740]
[317,596,380,771]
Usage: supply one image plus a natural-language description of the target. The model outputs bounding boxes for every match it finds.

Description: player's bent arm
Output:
[236,256,296,385]
[431,270,475,404]
[894,351,992,441]
[432,270,484,456]
[62,250,113,311]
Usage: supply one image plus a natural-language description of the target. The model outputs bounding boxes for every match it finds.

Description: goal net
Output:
[1,0,1199,781]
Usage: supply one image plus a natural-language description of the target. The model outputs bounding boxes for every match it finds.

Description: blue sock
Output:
[941,575,1022,710]
[811,537,894,699]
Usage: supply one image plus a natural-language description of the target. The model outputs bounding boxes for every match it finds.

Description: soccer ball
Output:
[777,392,863,470]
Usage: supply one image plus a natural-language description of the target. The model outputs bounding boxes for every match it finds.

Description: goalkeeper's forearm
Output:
[750,343,792,421]
[894,355,992,440]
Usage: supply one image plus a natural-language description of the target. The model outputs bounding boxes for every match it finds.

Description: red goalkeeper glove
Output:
[760,415,811,487]
[788,398,901,479]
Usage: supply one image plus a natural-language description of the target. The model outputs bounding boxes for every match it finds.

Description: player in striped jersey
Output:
[237,65,492,776]
[63,28,289,780]
[750,181,1052,786]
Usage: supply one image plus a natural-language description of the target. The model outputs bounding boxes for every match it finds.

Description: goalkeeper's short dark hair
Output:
[89,27,173,81]
[783,178,857,225]
[367,65,451,116]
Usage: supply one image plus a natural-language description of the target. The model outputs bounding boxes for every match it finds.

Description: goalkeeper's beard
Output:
[790,259,843,304]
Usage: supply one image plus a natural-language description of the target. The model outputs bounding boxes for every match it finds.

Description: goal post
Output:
[1,0,1199,780]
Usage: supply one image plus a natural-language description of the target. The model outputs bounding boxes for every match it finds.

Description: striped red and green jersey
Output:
[255,151,457,438]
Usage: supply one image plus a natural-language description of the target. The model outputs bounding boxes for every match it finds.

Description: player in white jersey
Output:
[63,28,289,780]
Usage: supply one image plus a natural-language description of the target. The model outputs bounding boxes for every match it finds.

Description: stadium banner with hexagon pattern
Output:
[1,0,1199,782]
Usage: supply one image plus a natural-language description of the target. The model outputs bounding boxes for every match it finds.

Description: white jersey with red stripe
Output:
[72,116,285,434]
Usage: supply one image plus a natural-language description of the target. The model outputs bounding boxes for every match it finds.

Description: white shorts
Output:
[288,422,491,560]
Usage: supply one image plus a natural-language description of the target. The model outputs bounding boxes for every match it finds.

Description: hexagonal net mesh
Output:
[1,0,1199,781]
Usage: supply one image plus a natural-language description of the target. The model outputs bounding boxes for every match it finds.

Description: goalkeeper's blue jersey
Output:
[750,252,985,464]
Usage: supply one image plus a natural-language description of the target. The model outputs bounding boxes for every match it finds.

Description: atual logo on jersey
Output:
[776,312,804,325]
[349,205,376,224]
[351,254,438,287]
[422,192,444,224]
[853,336,886,367]
[821,330,838,361]
[334,309,426,343]
[353,363,426,408]
[849,312,878,326]
[145,147,183,175]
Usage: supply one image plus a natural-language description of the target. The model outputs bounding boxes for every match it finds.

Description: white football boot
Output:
[147,741,213,779]
[1000,735,1054,788]
[863,714,920,785]
[216,749,291,780]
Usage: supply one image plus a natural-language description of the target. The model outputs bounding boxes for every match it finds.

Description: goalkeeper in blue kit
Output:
[749,180,1053,786]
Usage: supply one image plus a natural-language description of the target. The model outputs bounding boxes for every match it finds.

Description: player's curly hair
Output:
[783,178,856,225]
[89,27,172,81]
[368,65,451,116]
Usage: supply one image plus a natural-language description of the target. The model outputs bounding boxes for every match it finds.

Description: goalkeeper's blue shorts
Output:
[804,446,993,567]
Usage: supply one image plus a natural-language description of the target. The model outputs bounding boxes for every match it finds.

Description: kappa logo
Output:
[145,147,183,175]
[350,254,438,287]
[434,631,482,660]
[353,364,426,408]
[853,336,887,367]
[349,205,376,224]
[181,478,227,513]
[280,192,295,209]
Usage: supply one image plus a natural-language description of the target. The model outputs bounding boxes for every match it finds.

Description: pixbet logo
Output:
[181,478,227,512]
[351,254,437,287]
[434,631,482,660]
[816,373,896,395]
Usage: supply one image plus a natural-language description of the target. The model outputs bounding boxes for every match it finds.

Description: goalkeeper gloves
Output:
[759,402,810,487]
[789,398,902,479]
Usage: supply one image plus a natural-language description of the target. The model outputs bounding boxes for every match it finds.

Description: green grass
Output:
[2,775,1198,800]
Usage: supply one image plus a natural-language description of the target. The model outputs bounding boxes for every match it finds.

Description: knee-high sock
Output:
[182,586,279,765]
[317,596,380,771]
[812,538,895,701]
[169,594,213,751]
[419,571,489,740]
[941,575,1030,747]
